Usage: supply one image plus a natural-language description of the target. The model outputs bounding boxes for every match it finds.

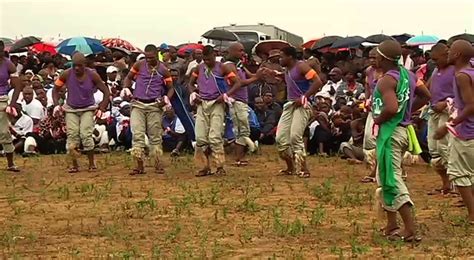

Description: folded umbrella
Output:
[331,36,365,48]
[10,36,41,51]
[406,35,439,46]
[57,37,105,56]
[448,33,474,45]
[202,29,239,42]
[311,36,343,50]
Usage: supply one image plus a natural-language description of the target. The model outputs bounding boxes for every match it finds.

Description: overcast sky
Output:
[0,0,473,48]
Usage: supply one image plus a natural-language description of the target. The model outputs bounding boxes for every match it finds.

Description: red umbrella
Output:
[302,38,320,49]
[30,42,57,54]
[178,43,204,56]
[101,38,141,52]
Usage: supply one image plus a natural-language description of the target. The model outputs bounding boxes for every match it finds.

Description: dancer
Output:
[123,44,174,175]
[225,42,263,166]
[53,52,110,173]
[426,43,455,195]
[275,46,322,178]
[0,40,22,172]
[372,40,429,242]
[435,40,474,224]
[188,45,240,176]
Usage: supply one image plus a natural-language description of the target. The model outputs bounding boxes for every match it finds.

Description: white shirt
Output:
[174,117,185,134]
[186,60,203,76]
[12,114,34,138]
[22,99,45,120]
[316,80,343,103]
[94,90,104,106]
[16,64,23,74]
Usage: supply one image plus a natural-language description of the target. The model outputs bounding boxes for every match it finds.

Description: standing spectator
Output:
[185,49,203,77]
[166,46,186,84]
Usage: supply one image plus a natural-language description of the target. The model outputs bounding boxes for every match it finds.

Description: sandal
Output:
[298,171,311,178]
[379,226,400,236]
[360,176,376,183]
[427,188,458,196]
[68,167,79,174]
[170,150,180,157]
[278,169,294,176]
[6,165,20,173]
[195,168,213,177]
[215,167,226,176]
[129,169,146,176]
[387,231,422,243]
[155,168,165,175]
[88,166,98,172]
[231,161,248,167]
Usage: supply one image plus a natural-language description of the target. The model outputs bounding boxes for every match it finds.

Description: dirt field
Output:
[0,146,472,259]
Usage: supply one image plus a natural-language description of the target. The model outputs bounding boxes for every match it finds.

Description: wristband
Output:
[5,106,18,117]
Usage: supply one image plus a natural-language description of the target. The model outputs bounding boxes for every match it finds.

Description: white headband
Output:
[376,48,398,61]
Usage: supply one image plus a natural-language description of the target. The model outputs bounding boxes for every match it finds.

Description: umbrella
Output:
[392,33,413,44]
[177,43,204,56]
[406,35,439,46]
[202,29,239,42]
[448,33,474,44]
[10,36,41,51]
[311,36,343,50]
[109,46,132,56]
[57,37,105,56]
[253,40,291,57]
[30,42,57,54]
[302,39,320,49]
[242,41,257,56]
[365,34,395,44]
[101,38,141,52]
[331,36,365,49]
[0,37,15,45]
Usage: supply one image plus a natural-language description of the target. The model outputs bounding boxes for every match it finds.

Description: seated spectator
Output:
[24,106,67,155]
[9,105,34,154]
[330,106,353,153]
[340,115,366,164]
[22,86,45,126]
[308,101,332,155]
[31,75,44,91]
[162,107,186,157]
[262,91,282,122]
[315,67,344,103]
[106,66,121,97]
[93,112,111,153]
[34,88,48,108]
[253,97,277,145]
[108,101,132,150]
[336,71,365,101]
[248,105,261,142]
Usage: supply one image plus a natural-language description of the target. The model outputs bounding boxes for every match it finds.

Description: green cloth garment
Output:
[407,125,422,155]
[372,66,411,207]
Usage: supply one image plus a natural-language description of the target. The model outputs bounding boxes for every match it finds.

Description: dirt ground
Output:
[0,146,472,259]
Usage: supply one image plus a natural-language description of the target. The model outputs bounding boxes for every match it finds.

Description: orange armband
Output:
[55,79,65,88]
[225,71,237,80]
[164,76,173,84]
[191,72,199,78]
[130,67,139,75]
[305,69,317,80]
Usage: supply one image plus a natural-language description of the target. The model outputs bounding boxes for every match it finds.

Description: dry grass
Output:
[0,146,472,259]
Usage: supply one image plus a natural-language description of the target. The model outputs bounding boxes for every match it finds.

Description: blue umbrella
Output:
[57,37,105,56]
[406,35,439,46]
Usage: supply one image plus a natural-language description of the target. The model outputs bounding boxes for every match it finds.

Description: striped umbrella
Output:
[101,38,141,52]
[406,35,439,46]
[57,37,105,56]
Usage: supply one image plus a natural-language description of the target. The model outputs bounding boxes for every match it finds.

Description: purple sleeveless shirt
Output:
[454,68,474,140]
[134,61,167,100]
[196,62,223,101]
[384,69,417,126]
[0,58,13,96]
[233,66,248,103]
[430,66,455,106]
[66,68,96,109]
[366,66,379,96]
[285,62,311,100]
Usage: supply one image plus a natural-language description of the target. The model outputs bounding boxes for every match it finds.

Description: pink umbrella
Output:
[101,38,141,53]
